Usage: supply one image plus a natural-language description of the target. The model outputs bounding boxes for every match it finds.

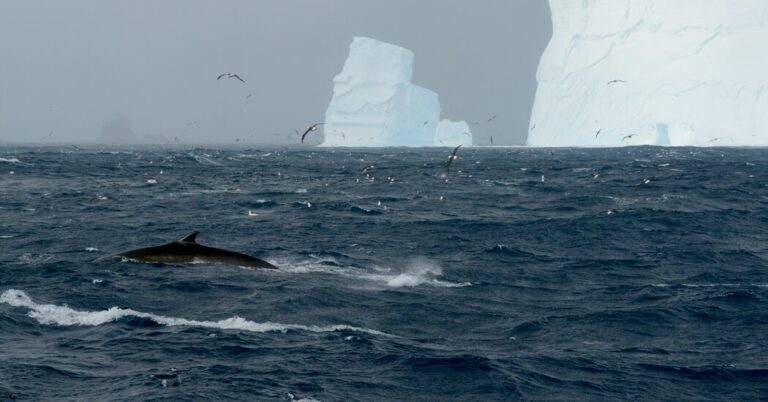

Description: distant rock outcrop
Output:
[97,118,137,144]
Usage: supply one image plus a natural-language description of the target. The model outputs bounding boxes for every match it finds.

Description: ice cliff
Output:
[528,0,768,147]
[321,37,472,147]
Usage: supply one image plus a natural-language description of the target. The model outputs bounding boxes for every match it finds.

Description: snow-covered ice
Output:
[528,0,768,147]
[322,37,472,147]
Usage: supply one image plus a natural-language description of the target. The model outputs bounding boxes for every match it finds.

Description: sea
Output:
[0,145,767,401]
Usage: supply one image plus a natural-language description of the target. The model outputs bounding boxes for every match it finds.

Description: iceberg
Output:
[528,0,768,147]
[433,120,473,147]
[321,37,472,147]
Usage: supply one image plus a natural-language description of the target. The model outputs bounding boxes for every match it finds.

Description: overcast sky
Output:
[0,1,551,145]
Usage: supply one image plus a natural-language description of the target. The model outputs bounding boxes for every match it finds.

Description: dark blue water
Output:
[1,145,767,401]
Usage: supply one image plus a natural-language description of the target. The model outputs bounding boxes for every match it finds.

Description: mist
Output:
[0,1,551,145]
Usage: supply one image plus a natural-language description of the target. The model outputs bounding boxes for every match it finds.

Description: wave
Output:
[0,289,390,336]
[0,157,21,163]
[278,257,471,288]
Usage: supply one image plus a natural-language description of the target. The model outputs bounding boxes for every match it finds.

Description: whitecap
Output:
[277,257,471,288]
[84,247,99,252]
[0,157,21,163]
[0,289,390,336]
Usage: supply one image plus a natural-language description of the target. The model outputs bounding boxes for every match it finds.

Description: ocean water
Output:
[1,145,767,401]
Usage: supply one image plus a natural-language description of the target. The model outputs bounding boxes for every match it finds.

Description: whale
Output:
[93,231,277,269]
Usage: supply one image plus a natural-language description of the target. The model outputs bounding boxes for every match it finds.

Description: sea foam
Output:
[0,289,390,336]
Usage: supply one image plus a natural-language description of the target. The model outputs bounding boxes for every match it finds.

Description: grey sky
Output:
[0,1,551,145]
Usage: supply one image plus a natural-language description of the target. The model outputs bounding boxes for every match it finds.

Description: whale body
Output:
[94,231,277,269]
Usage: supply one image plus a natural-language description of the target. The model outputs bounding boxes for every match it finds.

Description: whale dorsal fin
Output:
[178,231,199,243]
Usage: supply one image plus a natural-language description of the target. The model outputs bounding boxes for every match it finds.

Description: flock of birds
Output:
[215,72,472,176]
[213,71,503,149]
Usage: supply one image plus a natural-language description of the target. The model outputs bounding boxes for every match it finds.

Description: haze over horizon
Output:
[0,1,551,145]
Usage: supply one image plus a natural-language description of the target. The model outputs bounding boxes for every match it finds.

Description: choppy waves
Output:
[2,146,768,400]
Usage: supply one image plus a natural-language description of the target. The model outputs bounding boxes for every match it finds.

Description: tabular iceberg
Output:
[528,0,768,147]
[433,120,473,147]
[321,37,472,147]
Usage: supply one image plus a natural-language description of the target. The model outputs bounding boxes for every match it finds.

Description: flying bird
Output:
[446,144,462,174]
[595,129,602,138]
[607,79,626,85]
[622,134,637,141]
[299,123,323,144]
[487,115,498,123]
[490,136,494,145]
[217,73,245,83]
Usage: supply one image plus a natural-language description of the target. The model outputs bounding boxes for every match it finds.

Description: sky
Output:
[0,1,552,145]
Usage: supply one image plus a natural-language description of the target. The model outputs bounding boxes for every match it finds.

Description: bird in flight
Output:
[595,129,602,138]
[217,73,245,83]
[607,79,626,85]
[446,144,462,174]
[622,134,636,141]
[299,123,323,144]
[487,115,498,123]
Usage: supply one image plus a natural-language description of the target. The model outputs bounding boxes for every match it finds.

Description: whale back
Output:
[94,231,277,269]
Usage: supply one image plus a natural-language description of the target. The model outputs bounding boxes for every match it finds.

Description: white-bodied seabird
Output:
[446,144,462,174]
[300,123,323,144]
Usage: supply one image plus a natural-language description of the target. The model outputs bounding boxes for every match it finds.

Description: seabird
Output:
[622,134,637,142]
[530,124,536,131]
[422,120,430,126]
[446,144,462,174]
[487,115,497,123]
[708,137,724,142]
[245,93,252,99]
[638,177,652,186]
[607,79,626,85]
[300,123,323,144]
[217,73,245,83]
[490,136,494,145]
[595,129,602,138]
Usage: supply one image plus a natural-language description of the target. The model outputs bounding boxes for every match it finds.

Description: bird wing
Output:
[233,74,245,83]
[446,144,462,172]
[217,74,225,80]
[301,128,311,144]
